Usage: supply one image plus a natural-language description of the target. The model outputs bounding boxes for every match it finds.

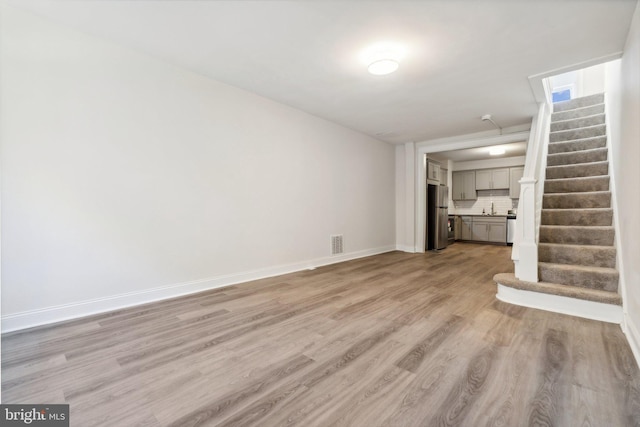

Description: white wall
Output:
[0,5,396,330]
[607,1,640,359]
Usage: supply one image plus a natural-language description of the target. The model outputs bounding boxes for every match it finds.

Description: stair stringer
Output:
[603,93,628,322]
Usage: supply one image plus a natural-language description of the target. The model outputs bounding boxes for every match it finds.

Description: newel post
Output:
[514,177,538,282]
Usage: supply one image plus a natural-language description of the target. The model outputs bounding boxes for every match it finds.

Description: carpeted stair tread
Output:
[550,113,605,132]
[547,136,607,154]
[545,161,608,179]
[552,103,604,121]
[494,272,621,305]
[553,93,605,112]
[541,208,612,226]
[544,175,609,193]
[546,147,607,166]
[539,225,614,245]
[549,124,606,143]
[538,242,616,268]
[543,191,611,209]
[538,262,619,292]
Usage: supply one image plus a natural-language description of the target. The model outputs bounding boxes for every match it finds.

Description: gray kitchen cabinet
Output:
[475,168,510,190]
[510,166,524,199]
[460,216,473,240]
[471,222,486,241]
[452,171,476,200]
[488,222,507,242]
[427,161,441,182]
[471,217,507,243]
[440,168,448,186]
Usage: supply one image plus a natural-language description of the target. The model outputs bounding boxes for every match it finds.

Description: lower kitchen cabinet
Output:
[460,216,473,240]
[472,217,507,243]
[488,222,506,242]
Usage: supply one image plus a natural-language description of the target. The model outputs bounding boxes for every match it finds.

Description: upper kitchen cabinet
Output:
[452,171,477,200]
[510,166,524,199]
[440,168,448,186]
[475,168,509,190]
[427,160,441,182]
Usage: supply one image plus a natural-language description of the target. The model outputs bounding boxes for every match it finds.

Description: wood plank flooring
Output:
[3,243,640,426]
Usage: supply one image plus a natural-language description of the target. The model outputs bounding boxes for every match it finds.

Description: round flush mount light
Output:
[361,41,406,76]
[368,59,399,75]
[489,147,506,156]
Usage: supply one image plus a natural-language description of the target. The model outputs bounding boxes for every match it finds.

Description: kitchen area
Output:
[425,142,524,251]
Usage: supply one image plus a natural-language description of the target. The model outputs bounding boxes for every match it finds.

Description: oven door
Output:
[447,215,455,242]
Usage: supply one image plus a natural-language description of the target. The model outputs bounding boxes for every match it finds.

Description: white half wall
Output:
[0,5,396,331]
[607,1,640,365]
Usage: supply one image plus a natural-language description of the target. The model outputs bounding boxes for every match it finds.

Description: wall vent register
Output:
[331,235,344,255]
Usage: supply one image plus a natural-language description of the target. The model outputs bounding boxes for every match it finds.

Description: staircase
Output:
[495,93,622,320]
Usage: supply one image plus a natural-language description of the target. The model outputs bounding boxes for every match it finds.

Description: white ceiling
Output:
[435,141,528,162]
[8,0,637,144]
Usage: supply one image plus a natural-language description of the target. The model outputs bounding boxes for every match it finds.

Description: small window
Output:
[552,89,572,103]
[551,83,575,103]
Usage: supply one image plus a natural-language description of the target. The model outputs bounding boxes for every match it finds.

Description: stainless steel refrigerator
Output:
[427,184,449,250]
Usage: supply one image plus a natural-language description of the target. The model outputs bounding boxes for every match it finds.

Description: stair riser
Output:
[552,104,604,121]
[550,114,605,132]
[545,163,608,179]
[538,245,616,268]
[550,125,606,143]
[553,94,605,112]
[547,149,607,166]
[543,192,611,209]
[541,209,612,226]
[539,227,614,246]
[544,177,609,194]
[538,266,618,292]
[548,137,607,154]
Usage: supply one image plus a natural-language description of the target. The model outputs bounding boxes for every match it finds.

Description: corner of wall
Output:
[624,314,640,369]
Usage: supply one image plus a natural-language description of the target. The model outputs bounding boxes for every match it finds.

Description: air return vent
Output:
[331,235,344,255]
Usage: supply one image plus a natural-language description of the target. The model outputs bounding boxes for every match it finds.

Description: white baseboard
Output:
[395,244,416,253]
[1,245,396,333]
[623,313,640,370]
[496,284,623,324]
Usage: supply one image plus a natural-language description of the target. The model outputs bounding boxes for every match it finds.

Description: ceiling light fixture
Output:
[368,59,399,75]
[489,147,506,156]
[361,41,406,76]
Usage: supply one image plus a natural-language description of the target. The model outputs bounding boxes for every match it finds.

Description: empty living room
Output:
[2,1,640,426]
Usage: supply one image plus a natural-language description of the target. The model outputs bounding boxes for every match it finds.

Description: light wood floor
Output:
[3,243,640,426]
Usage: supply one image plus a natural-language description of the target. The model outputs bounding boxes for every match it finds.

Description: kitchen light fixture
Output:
[489,147,506,156]
[368,59,399,75]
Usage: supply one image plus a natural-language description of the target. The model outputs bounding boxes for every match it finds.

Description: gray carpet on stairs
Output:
[494,93,620,306]
[537,93,619,298]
